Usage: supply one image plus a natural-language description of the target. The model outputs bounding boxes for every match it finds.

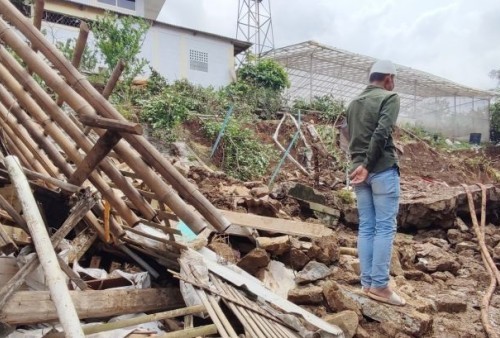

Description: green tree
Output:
[237,57,290,91]
[56,38,98,73]
[92,12,150,84]
[490,101,500,142]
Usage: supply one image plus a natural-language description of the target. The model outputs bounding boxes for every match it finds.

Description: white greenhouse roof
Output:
[267,41,497,102]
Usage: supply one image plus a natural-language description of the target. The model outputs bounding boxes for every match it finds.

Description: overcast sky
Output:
[158,0,500,90]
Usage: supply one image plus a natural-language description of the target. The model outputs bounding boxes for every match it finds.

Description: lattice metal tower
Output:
[236,0,275,57]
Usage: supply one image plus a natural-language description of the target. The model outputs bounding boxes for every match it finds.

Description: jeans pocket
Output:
[371,169,400,196]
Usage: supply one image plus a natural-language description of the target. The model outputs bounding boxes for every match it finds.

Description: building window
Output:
[44,10,82,27]
[190,50,208,72]
[97,0,136,11]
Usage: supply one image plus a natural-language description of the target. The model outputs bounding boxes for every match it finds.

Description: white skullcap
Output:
[369,60,397,76]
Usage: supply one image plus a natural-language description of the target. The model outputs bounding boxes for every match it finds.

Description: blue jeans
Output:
[354,167,400,288]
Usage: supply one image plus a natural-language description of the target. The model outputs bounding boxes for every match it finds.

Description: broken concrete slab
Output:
[323,310,359,338]
[287,285,324,305]
[414,242,461,274]
[390,249,405,277]
[256,235,291,255]
[295,261,332,284]
[340,286,433,336]
[237,248,270,275]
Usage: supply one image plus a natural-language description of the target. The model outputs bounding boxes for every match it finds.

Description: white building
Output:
[15,0,251,88]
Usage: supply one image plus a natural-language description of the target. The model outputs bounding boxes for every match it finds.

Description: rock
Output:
[323,310,359,338]
[173,160,190,177]
[251,186,270,198]
[430,293,467,313]
[307,235,339,265]
[414,242,461,274]
[454,217,469,232]
[455,241,478,253]
[256,236,291,255]
[445,138,454,146]
[237,248,270,275]
[404,270,427,281]
[339,286,433,336]
[494,243,500,261]
[355,325,371,338]
[431,271,454,281]
[287,183,326,204]
[447,228,469,245]
[281,247,310,270]
[208,242,238,264]
[322,281,361,315]
[295,261,331,284]
[339,255,360,275]
[287,285,324,304]
[390,249,405,276]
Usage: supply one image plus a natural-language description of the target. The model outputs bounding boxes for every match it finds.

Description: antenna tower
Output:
[236,0,275,57]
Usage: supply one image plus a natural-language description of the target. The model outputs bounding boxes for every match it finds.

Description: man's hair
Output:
[369,72,389,82]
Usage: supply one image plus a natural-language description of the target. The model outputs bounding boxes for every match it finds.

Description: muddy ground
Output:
[152,116,500,337]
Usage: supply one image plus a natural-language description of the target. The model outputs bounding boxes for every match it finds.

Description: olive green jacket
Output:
[346,85,400,173]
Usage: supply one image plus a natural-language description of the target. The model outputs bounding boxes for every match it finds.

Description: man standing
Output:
[346,60,405,306]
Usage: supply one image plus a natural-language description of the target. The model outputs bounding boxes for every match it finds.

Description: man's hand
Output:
[350,165,369,184]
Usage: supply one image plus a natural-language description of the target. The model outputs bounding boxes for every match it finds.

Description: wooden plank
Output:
[79,113,143,135]
[219,210,333,238]
[0,288,185,325]
[68,131,122,186]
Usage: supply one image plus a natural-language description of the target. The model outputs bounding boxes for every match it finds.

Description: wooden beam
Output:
[102,59,126,99]
[219,210,333,238]
[0,288,185,325]
[159,324,218,338]
[0,167,79,194]
[68,130,122,186]
[79,114,143,135]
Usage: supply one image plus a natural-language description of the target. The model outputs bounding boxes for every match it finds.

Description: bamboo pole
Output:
[0,84,107,239]
[0,102,60,178]
[32,0,44,31]
[102,59,125,99]
[0,8,230,234]
[2,135,33,171]
[56,22,89,106]
[45,305,206,337]
[159,324,218,338]
[0,108,50,175]
[4,155,84,338]
[0,191,95,310]
[0,56,146,229]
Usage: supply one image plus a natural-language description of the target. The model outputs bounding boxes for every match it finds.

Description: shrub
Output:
[202,119,277,180]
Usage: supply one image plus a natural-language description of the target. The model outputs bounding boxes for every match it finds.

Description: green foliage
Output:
[92,12,150,84]
[293,95,345,122]
[336,189,355,205]
[490,101,500,142]
[202,119,277,181]
[315,125,349,171]
[238,57,290,92]
[55,37,98,73]
[145,67,168,97]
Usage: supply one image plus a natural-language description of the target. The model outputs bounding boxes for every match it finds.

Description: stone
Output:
[307,235,339,265]
[295,261,331,284]
[431,271,454,281]
[414,242,461,274]
[430,293,467,313]
[339,286,433,336]
[287,285,324,305]
[173,161,190,177]
[455,241,478,253]
[355,325,371,338]
[494,243,500,261]
[404,270,427,281]
[251,186,270,198]
[281,247,310,270]
[322,281,361,315]
[323,310,359,338]
[339,255,360,275]
[288,183,326,204]
[237,248,270,275]
[208,242,238,264]
[447,228,468,245]
[454,217,469,232]
[390,249,405,276]
[256,236,291,255]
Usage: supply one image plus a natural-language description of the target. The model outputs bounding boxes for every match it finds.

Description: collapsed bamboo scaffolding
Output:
[5,155,84,337]
[0,2,232,234]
